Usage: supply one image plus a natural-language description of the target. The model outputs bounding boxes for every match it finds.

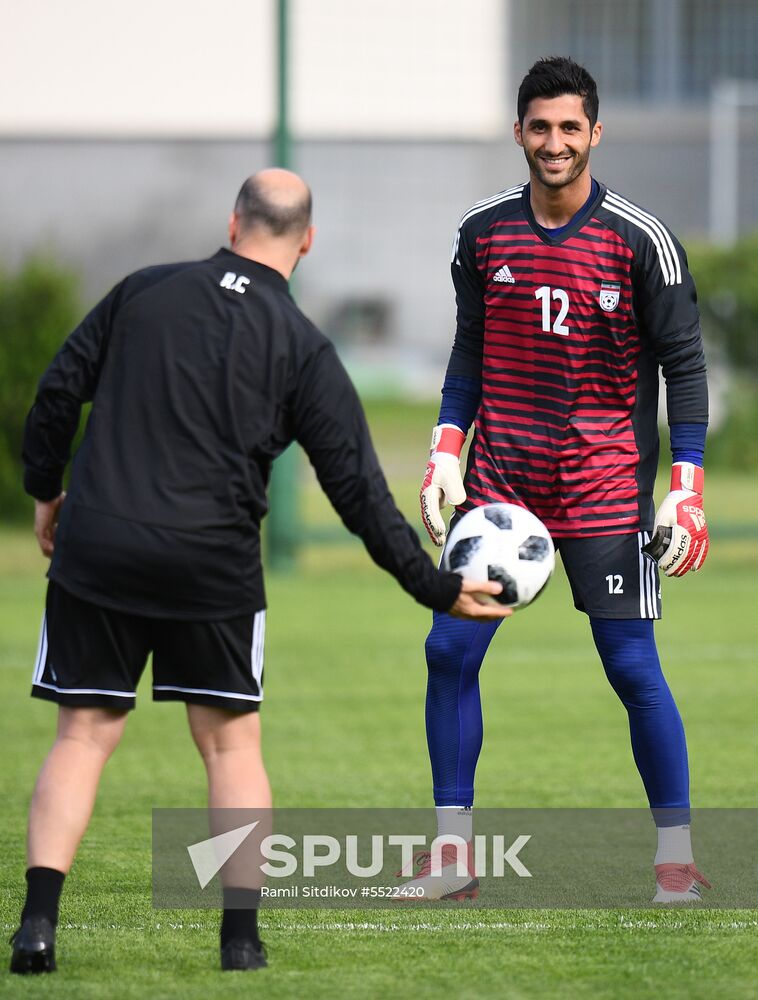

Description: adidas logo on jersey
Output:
[492,264,515,284]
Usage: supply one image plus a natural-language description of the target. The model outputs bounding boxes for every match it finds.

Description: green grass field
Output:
[1,400,757,999]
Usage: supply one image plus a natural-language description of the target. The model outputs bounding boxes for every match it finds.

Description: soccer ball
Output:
[441,503,555,609]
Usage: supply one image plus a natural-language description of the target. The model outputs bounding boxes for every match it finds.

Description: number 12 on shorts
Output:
[606,574,624,594]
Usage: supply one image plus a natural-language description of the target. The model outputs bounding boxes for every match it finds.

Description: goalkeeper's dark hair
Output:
[234,176,312,238]
[517,57,599,128]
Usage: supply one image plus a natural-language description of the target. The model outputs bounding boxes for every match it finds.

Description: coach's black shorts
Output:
[557,530,661,619]
[31,582,266,711]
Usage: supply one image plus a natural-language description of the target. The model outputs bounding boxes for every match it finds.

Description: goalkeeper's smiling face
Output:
[514,93,603,192]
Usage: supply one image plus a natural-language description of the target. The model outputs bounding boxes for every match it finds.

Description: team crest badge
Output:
[599,281,621,312]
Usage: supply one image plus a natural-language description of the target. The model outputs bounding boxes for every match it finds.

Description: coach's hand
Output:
[448,579,513,621]
[34,493,65,559]
[644,463,708,577]
[420,424,467,547]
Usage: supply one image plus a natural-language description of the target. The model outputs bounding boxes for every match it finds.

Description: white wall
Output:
[2,0,507,138]
[1,0,275,136]
[291,0,507,137]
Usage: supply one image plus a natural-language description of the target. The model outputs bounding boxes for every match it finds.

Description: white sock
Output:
[655,824,694,865]
[436,806,473,843]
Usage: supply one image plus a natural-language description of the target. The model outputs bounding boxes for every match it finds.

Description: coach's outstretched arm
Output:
[448,579,512,620]
[290,339,510,622]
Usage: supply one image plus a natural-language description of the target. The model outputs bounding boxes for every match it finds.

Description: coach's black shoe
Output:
[9,916,57,974]
[220,937,267,971]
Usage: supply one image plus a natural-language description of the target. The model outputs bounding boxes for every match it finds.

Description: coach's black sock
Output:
[220,888,261,946]
[21,867,66,927]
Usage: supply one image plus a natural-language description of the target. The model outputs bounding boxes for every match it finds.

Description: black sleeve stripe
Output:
[603,190,682,286]
[452,185,525,263]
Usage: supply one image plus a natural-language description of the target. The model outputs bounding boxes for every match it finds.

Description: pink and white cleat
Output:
[653,863,712,903]
[394,842,479,901]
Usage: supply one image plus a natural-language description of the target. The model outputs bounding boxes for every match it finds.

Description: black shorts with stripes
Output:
[31,581,266,712]
[557,530,662,620]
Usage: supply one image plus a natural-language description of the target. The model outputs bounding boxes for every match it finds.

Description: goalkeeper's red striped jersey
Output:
[447,181,708,538]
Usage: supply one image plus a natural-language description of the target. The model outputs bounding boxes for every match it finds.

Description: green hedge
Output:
[687,236,758,468]
[0,258,80,522]
[688,235,758,372]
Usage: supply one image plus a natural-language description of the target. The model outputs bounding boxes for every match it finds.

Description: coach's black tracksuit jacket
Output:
[22,249,460,619]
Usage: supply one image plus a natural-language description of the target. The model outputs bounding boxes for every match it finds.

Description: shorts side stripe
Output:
[643,531,653,617]
[153,684,262,703]
[32,613,48,685]
[645,541,653,617]
[250,609,265,690]
[638,532,647,618]
[649,548,660,618]
[638,531,661,620]
[33,680,136,697]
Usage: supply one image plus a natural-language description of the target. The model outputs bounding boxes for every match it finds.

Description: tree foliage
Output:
[0,258,80,521]
[688,235,758,372]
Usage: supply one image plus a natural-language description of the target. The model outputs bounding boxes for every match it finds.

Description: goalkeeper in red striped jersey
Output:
[410,56,710,904]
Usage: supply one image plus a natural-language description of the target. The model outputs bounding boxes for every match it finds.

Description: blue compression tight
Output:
[425,613,690,819]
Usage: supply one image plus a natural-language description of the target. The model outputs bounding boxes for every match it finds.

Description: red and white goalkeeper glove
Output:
[420,424,467,547]
[643,462,709,577]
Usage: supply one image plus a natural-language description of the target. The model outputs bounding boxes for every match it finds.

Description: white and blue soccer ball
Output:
[441,503,555,609]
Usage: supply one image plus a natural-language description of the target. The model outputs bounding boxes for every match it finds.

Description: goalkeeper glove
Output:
[643,462,709,577]
[420,423,466,547]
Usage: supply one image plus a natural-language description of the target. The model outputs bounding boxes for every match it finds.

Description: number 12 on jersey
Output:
[535,286,570,336]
